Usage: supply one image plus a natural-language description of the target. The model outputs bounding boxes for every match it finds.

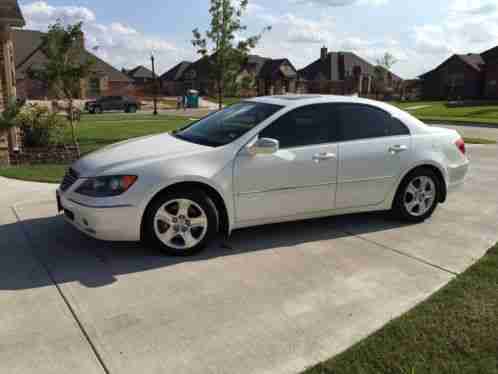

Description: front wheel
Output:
[392,168,441,222]
[143,190,219,256]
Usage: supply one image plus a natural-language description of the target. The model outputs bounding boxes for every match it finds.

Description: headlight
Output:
[75,175,137,197]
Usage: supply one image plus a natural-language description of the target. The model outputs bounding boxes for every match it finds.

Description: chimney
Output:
[75,30,85,50]
[321,46,328,63]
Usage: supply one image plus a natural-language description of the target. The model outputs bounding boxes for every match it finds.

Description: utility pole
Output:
[151,54,158,116]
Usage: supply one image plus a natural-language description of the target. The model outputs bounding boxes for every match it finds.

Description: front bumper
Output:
[58,190,142,242]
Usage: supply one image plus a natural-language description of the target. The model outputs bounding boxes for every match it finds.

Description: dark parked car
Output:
[85,96,141,114]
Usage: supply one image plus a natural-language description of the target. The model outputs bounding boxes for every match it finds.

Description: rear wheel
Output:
[143,190,219,256]
[392,168,441,222]
[94,106,103,114]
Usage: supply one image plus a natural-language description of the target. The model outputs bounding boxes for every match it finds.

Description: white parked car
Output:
[57,95,469,255]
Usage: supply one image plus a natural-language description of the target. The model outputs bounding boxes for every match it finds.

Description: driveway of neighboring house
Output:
[1,144,497,374]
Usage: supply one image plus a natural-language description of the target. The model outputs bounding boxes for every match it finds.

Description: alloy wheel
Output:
[403,176,436,217]
[153,198,208,250]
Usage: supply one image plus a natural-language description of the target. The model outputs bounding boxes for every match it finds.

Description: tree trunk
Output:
[218,79,223,110]
[68,99,80,156]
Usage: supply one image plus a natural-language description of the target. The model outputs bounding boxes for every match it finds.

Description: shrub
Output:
[0,100,22,131]
[15,104,67,148]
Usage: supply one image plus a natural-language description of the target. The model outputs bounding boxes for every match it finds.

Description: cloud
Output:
[20,1,192,74]
[246,9,406,76]
[22,1,96,26]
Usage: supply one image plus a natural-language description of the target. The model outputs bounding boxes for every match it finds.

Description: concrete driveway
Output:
[1,145,497,374]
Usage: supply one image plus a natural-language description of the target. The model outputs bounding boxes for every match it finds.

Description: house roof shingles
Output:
[457,53,484,71]
[258,58,297,80]
[160,61,192,81]
[126,65,155,79]
[299,51,402,82]
[13,29,131,83]
[0,0,25,27]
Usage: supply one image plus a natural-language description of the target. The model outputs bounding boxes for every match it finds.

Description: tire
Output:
[392,167,441,223]
[126,105,137,113]
[95,106,103,114]
[143,189,219,256]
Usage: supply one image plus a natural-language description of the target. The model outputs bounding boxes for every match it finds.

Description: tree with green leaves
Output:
[374,52,398,99]
[192,0,270,109]
[28,21,95,148]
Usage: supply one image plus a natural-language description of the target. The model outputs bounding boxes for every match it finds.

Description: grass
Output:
[304,243,498,374]
[0,164,68,183]
[462,137,497,145]
[206,96,242,106]
[73,113,190,155]
[0,113,191,183]
[394,101,498,125]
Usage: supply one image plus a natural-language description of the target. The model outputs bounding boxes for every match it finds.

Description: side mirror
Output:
[248,137,279,156]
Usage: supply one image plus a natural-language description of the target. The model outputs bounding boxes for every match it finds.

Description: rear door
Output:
[336,104,412,209]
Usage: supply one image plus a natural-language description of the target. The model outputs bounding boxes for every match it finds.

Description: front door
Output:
[234,104,341,223]
[335,104,412,209]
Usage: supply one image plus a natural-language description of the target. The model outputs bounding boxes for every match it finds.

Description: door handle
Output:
[313,152,336,162]
[389,145,408,154]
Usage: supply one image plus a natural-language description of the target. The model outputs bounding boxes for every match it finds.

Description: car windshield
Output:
[174,102,283,147]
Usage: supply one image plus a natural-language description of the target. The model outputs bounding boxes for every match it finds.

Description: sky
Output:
[18,0,498,79]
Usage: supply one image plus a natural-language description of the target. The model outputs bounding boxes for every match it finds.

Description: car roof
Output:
[247,94,392,110]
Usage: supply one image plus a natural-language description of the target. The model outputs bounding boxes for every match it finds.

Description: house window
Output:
[88,77,101,97]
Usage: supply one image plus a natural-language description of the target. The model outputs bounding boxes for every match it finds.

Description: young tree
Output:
[374,52,398,99]
[28,21,94,148]
[192,0,270,109]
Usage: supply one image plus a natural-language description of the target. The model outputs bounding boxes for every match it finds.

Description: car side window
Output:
[337,104,406,141]
[259,104,340,149]
[390,117,411,136]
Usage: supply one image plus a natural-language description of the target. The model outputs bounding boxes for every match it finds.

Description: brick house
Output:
[13,29,134,100]
[420,54,485,100]
[160,54,299,97]
[299,47,402,96]
[0,0,25,166]
[482,46,498,99]
[159,61,192,96]
[123,65,157,96]
[256,58,300,96]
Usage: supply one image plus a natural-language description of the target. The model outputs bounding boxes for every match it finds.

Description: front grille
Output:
[60,168,79,192]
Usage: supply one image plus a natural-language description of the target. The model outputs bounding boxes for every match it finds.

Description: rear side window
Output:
[260,104,341,148]
[337,104,409,141]
[390,117,410,136]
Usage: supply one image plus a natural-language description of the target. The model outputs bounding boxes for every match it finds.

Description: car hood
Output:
[73,133,213,177]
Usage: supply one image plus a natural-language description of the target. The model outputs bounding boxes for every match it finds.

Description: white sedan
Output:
[57,95,469,255]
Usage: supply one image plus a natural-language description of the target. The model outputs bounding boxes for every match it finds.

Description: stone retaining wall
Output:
[9,144,80,165]
[0,132,9,166]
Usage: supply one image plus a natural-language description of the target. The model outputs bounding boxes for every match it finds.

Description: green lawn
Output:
[73,113,190,155]
[394,101,498,125]
[0,164,68,184]
[206,97,242,106]
[304,243,498,374]
[0,113,191,183]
